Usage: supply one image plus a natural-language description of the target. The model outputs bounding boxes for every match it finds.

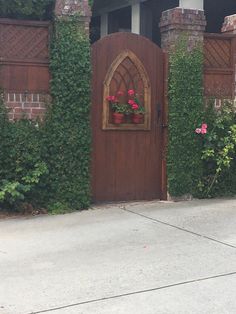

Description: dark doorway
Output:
[205,0,236,33]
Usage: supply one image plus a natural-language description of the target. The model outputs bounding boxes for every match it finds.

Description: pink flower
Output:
[201,128,207,134]
[117,91,124,96]
[132,104,139,110]
[106,96,112,101]
[128,89,135,96]
[195,128,202,134]
[201,123,208,129]
[111,96,116,101]
[128,99,135,105]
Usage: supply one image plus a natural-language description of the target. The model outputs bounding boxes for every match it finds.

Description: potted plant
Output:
[106,89,145,125]
[106,92,130,124]
[127,89,145,124]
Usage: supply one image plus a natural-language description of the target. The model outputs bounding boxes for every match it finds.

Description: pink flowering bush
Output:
[195,123,208,135]
[196,100,236,197]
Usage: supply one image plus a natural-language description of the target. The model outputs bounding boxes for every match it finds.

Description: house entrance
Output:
[91,32,167,202]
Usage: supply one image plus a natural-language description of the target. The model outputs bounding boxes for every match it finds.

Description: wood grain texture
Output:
[92,32,165,202]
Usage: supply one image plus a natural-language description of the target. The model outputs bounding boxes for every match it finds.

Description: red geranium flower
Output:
[132,103,139,110]
[128,89,135,96]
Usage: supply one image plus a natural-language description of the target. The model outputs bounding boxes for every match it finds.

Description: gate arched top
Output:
[103,49,150,89]
[92,32,163,55]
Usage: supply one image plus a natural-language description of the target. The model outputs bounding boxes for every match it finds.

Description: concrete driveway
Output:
[0,198,236,314]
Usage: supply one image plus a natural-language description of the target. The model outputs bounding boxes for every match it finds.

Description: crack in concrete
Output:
[122,207,236,250]
[28,271,236,314]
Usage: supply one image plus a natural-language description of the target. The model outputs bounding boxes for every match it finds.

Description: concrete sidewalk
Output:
[0,198,236,314]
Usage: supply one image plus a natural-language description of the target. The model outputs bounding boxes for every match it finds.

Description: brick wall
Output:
[4,92,50,121]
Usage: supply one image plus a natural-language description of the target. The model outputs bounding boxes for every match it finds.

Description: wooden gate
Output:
[92,32,167,202]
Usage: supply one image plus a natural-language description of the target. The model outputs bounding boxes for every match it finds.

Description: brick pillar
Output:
[55,0,91,33]
[159,8,206,52]
[159,7,206,201]
[222,14,236,98]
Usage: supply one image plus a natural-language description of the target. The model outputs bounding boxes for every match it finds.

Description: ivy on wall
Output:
[43,16,92,210]
[0,0,55,20]
[168,39,204,197]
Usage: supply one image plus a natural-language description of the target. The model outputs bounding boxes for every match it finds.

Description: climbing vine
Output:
[43,16,92,210]
[168,38,204,197]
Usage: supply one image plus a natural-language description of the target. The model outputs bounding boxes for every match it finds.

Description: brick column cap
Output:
[159,7,206,31]
[55,0,91,18]
[222,14,236,34]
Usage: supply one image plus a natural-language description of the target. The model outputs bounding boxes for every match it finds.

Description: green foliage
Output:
[47,201,72,215]
[0,91,48,210]
[0,0,55,20]
[0,162,48,206]
[0,15,92,213]
[168,38,204,196]
[197,100,236,197]
[43,16,91,210]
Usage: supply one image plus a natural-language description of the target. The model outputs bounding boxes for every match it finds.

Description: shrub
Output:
[0,0,55,20]
[0,92,48,210]
[197,100,236,197]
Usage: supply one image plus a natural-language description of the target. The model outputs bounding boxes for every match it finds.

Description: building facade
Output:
[91,0,236,45]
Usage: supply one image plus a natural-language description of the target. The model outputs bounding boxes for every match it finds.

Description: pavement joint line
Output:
[121,207,236,250]
[28,271,236,314]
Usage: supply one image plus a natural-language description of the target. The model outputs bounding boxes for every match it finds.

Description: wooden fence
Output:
[0,18,50,93]
[204,33,236,98]
[1,20,236,110]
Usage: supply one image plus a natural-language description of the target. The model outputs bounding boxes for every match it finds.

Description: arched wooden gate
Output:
[91,32,167,203]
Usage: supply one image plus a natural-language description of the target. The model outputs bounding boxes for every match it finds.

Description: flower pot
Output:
[113,112,125,124]
[132,113,144,124]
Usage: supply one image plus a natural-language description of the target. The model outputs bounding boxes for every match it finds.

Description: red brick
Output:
[6,102,22,109]
[9,93,15,102]
[26,94,33,102]
[15,94,21,102]
[14,108,31,114]
[32,108,46,114]
[32,94,39,102]
[24,102,40,108]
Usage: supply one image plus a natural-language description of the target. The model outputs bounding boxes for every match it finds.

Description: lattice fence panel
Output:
[204,37,231,68]
[0,21,49,61]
